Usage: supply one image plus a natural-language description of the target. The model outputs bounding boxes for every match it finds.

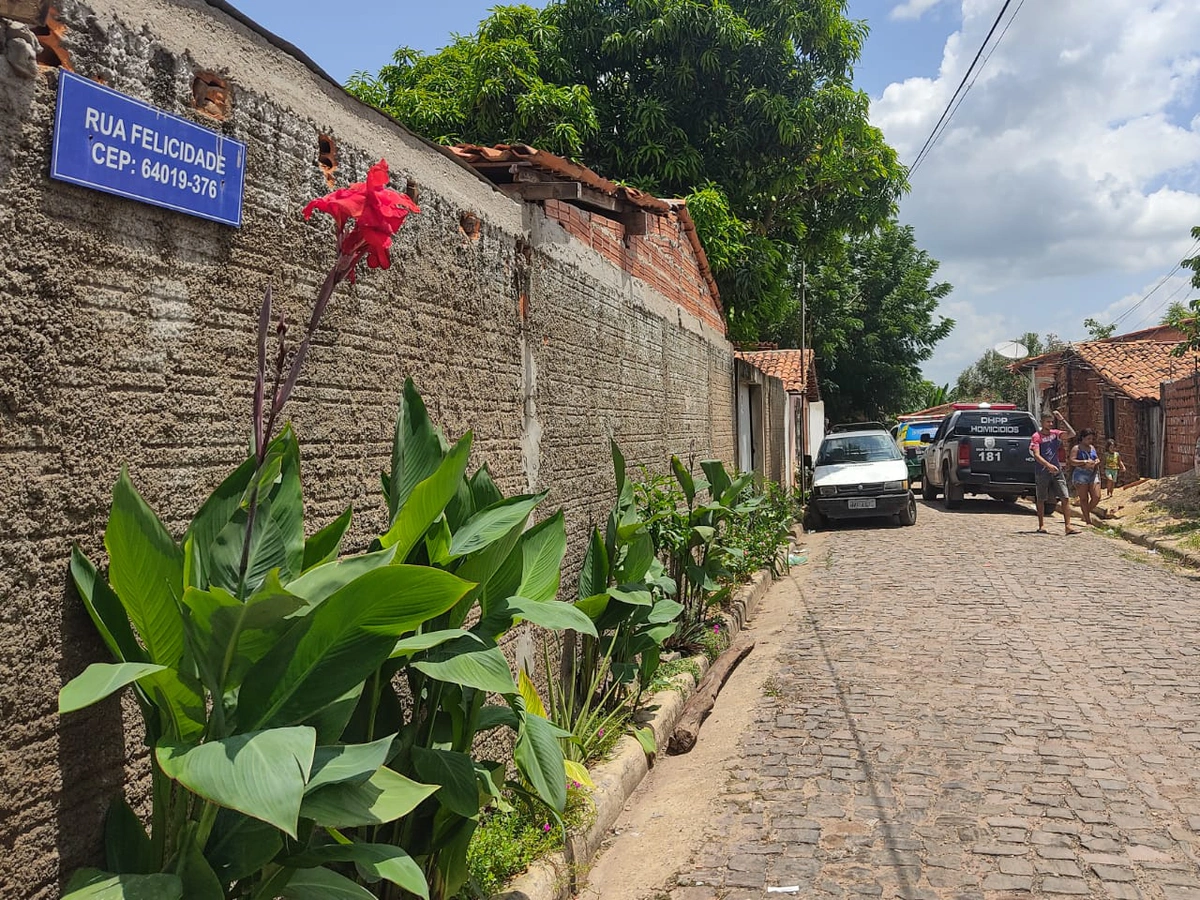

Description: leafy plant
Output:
[721,481,795,581]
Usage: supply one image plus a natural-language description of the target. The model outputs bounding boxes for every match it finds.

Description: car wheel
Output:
[921,467,939,500]
[803,505,826,532]
[898,495,917,526]
[943,466,963,509]
[996,495,1017,504]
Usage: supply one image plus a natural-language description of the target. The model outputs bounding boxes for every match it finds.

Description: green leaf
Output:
[607,586,652,607]
[477,704,519,732]
[700,459,731,500]
[305,683,364,744]
[611,440,632,509]
[468,464,503,511]
[239,565,473,729]
[389,629,479,659]
[303,506,353,571]
[506,597,598,637]
[379,432,473,558]
[204,810,283,884]
[176,826,223,900]
[388,378,447,521]
[671,455,696,503]
[279,866,377,900]
[206,498,289,597]
[62,870,182,900]
[574,593,610,620]
[517,669,546,719]
[184,453,256,591]
[300,766,438,828]
[155,727,315,838]
[449,493,546,560]
[645,598,684,625]
[105,470,185,666]
[307,734,395,792]
[721,471,755,506]
[70,547,146,664]
[287,844,428,899]
[411,747,481,818]
[284,545,398,606]
[413,644,517,695]
[577,528,609,601]
[104,799,153,875]
[60,663,167,714]
[514,712,567,813]
[633,726,657,756]
[613,530,655,584]
[516,511,567,602]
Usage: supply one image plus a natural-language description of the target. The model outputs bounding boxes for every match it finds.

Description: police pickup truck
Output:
[919,403,1039,508]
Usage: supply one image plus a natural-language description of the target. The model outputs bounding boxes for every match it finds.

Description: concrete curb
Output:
[493,569,776,900]
[1102,520,1200,570]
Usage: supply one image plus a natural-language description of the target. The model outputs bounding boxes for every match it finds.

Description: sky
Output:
[233,0,1200,385]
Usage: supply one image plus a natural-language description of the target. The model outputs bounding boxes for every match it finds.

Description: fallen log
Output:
[668,634,755,755]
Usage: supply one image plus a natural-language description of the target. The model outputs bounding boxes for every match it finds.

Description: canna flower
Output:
[303,159,419,280]
[543,823,552,833]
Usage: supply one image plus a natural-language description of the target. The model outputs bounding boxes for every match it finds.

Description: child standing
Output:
[1103,438,1126,498]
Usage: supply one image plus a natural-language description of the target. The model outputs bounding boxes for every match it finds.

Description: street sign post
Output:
[51,70,246,227]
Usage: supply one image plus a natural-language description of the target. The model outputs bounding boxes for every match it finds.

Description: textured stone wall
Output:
[0,0,743,893]
[1162,374,1200,476]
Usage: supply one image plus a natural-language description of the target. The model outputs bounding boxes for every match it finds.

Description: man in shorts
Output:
[1030,409,1079,535]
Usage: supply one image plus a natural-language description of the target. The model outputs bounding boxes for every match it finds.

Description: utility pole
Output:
[799,262,807,494]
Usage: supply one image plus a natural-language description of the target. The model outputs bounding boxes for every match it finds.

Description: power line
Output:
[1127,279,1193,333]
[1107,237,1200,330]
[909,0,1019,175]
[914,0,1027,176]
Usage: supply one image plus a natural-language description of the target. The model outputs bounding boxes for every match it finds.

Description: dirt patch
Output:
[1104,470,1200,549]
[575,532,825,900]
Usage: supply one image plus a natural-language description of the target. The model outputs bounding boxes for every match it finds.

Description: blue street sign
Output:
[51,70,246,227]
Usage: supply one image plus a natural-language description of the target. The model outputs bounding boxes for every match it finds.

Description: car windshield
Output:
[817,434,903,465]
[902,422,939,441]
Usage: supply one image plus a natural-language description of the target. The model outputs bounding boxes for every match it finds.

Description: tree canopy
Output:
[953,332,1064,409]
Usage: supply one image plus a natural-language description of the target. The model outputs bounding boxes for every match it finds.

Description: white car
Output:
[807,429,917,528]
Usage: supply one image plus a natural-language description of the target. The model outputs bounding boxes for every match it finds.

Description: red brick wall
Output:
[543,199,724,333]
[1046,364,1144,481]
[1163,374,1200,476]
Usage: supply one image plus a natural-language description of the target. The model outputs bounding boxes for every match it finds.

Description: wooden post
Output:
[668,634,755,755]
[1,0,46,25]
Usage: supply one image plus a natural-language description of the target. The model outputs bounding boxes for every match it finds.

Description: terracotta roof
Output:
[736,349,819,398]
[1072,341,1198,402]
[445,144,671,214]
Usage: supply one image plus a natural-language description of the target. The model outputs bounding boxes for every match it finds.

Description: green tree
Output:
[909,381,956,411]
[953,332,1062,408]
[1163,300,1191,327]
[803,223,954,421]
[1083,316,1116,339]
[348,0,908,340]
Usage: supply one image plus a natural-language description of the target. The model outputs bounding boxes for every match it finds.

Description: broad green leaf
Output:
[379,433,472,558]
[722,471,755,506]
[302,506,353,572]
[284,545,398,606]
[468,464,503,510]
[204,810,282,884]
[389,629,479,659]
[700,459,732,500]
[514,712,567,813]
[424,515,453,566]
[287,843,428,899]
[671,455,696,503]
[156,727,315,837]
[608,586,652,607]
[611,440,632,509]
[388,378,447,521]
[300,766,438,828]
[63,870,181,900]
[104,798,153,875]
[268,431,306,580]
[563,759,595,790]
[60,663,167,714]
[646,598,685,625]
[506,597,598,637]
[307,734,395,792]
[413,644,516,695]
[577,528,609,601]
[279,865,377,900]
[239,565,473,729]
[574,593,610,620]
[613,530,655,584]
[517,669,547,719]
[176,826,223,900]
[206,497,289,597]
[184,453,255,591]
[516,511,567,602]
[105,471,185,666]
[430,807,477,896]
[70,547,145,664]
[477,704,519,732]
[449,493,546,560]
[305,683,364,744]
[633,726,657,756]
[411,747,481,818]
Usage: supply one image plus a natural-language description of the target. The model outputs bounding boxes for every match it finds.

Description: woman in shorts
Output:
[1070,429,1102,525]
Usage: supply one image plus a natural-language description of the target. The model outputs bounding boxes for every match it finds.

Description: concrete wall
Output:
[0,0,740,893]
[1162,374,1200,476]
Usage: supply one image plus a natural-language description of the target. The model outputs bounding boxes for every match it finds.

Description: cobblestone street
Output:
[668,500,1200,900]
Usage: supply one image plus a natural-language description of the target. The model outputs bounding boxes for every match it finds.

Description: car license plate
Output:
[847,498,876,510]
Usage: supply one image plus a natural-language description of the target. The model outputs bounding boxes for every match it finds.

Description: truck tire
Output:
[897,495,917,526]
[943,465,963,509]
[921,467,939,500]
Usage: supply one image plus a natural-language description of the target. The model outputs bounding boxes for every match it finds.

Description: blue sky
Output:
[232,0,1200,384]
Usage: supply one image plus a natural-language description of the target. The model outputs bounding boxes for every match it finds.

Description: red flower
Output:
[303,159,420,278]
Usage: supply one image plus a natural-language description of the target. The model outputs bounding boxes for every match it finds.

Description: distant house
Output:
[735,348,821,488]
[1010,324,1200,480]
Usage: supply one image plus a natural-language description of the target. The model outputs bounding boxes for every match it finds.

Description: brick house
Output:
[1011,325,1199,481]
[735,349,821,488]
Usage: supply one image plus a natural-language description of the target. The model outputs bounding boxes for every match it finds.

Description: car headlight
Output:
[883,480,904,491]
[818,485,836,497]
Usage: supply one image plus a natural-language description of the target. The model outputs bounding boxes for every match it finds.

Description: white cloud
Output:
[871,0,1200,381]
[890,0,945,21]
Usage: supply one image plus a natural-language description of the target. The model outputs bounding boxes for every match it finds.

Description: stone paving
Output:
[666,501,1200,900]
